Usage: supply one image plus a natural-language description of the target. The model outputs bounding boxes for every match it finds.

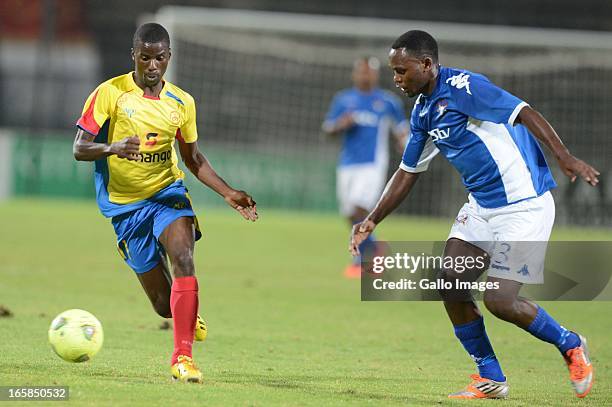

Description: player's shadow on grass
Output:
[219,372,420,403]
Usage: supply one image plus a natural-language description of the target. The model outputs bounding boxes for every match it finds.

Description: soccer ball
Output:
[48,309,104,363]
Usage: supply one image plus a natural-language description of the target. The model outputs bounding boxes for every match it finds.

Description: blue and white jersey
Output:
[401,66,557,208]
[323,88,408,167]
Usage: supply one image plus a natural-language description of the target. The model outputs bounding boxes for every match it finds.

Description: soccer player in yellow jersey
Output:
[73,23,258,383]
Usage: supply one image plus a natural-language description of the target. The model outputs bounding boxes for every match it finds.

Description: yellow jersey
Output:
[77,72,198,216]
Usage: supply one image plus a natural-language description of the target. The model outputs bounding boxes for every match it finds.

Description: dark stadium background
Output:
[0,0,610,226]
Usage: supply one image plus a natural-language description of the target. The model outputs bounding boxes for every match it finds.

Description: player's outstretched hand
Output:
[225,190,258,221]
[559,153,600,186]
[111,136,141,161]
[349,219,377,256]
[336,112,356,132]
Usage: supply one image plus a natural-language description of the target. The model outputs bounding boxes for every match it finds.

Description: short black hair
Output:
[391,30,438,63]
[133,23,170,48]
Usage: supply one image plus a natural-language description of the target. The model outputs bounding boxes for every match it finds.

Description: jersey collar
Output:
[419,66,445,101]
[352,86,379,97]
[127,71,166,100]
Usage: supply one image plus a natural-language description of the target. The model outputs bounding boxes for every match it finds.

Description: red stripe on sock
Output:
[170,276,199,365]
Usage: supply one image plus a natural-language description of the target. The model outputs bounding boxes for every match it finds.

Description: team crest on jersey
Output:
[446,73,472,95]
[169,111,180,125]
[372,100,385,112]
[436,100,448,118]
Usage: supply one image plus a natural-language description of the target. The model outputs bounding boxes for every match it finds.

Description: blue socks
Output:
[454,309,580,382]
[454,317,506,382]
[526,307,581,354]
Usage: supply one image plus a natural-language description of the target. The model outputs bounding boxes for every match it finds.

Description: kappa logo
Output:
[517,264,530,276]
[455,213,468,225]
[446,73,472,95]
[428,127,450,141]
[470,354,483,364]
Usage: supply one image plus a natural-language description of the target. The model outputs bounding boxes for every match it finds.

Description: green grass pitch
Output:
[0,198,610,406]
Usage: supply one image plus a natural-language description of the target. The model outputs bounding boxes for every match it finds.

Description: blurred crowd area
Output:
[0,0,610,226]
[2,0,612,130]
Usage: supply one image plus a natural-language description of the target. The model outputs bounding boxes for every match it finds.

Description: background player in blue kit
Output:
[350,31,599,399]
[323,56,408,278]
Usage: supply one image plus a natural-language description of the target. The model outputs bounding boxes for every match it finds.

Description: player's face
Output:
[132,41,171,88]
[352,61,379,90]
[388,48,430,97]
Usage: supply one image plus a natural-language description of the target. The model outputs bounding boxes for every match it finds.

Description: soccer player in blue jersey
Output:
[350,31,599,399]
[73,23,258,383]
[323,57,408,278]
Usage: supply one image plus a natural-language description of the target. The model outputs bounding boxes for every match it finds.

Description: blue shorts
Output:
[111,181,202,274]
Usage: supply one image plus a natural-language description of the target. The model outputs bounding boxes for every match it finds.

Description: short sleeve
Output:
[400,129,439,173]
[76,84,114,135]
[179,95,198,143]
[322,94,346,132]
[448,72,528,125]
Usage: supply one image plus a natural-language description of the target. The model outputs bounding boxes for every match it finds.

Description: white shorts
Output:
[337,164,387,217]
[448,191,555,284]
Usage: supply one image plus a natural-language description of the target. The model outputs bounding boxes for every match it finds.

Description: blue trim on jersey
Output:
[165,90,184,106]
[91,119,187,218]
[91,120,148,217]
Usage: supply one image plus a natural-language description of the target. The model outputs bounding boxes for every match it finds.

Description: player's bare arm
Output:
[349,169,420,255]
[516,106,600,185]
[392,127,409,153]
[323,112,355,136]
[73,128,141,161]
[178,139,258,221]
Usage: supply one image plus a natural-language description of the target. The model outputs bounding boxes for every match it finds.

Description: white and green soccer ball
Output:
[48,309,103,363]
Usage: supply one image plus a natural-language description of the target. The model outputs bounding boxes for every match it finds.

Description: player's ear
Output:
[423,57,433,72]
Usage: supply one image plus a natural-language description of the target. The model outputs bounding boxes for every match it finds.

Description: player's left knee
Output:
[170,250,195,277]
[483,294,519,321]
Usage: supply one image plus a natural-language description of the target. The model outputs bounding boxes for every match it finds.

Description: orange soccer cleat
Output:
[448,374,509,399]
[563,334,594,398]
[343,264,362,279]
